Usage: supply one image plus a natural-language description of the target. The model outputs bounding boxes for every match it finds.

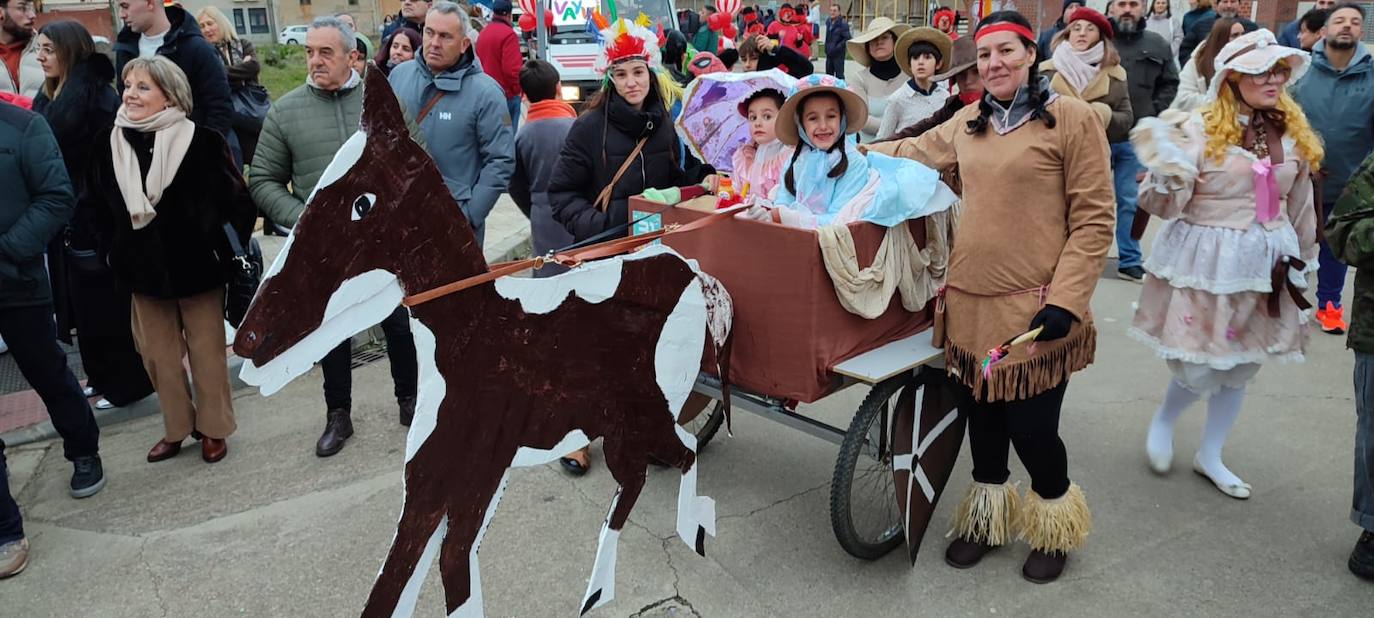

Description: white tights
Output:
[1146,379,1247,488]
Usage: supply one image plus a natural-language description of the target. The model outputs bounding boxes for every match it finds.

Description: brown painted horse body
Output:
[233,67,729,617]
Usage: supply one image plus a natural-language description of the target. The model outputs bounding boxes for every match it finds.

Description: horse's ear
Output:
[362,62,407,138]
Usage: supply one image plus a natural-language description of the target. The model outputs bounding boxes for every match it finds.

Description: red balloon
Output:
[517,0,535,14]
[723,24,738,39]
[717,0,741,15]
[518,12,536,32]
[708,11,728,31]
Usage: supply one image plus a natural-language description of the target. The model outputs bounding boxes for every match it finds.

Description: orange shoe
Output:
[1317,301,1347,335]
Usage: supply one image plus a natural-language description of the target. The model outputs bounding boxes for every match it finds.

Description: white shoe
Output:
[0,336,8,355]
[1147,447,1172,475]
[94,398,115,410]
[1192,455,1251,500]
[82,386,98,398]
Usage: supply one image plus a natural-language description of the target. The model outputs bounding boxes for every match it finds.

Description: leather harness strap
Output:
[401,205,743,308]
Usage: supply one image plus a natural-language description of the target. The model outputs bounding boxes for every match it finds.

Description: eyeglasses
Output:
[1245,67,1292,85]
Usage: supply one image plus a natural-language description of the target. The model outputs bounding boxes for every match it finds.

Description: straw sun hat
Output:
[775,73,868,147]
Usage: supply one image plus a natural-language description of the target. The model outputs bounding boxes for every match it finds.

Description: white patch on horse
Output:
[673,424,717,546]
[406,320,445,463]
[492,257,625,314]
[239,269,403,396]
[656,282,707,422]
[512,430,591,467]
[581,489,623,615]
[307,130,367,204]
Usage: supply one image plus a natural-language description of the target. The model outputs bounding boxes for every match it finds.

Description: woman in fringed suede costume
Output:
[864,11,1114,583]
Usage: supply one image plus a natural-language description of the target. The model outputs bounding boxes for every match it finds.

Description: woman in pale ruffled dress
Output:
[1130,30,1324,499]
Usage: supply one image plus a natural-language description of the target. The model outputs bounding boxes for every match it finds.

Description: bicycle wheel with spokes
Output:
[829,373,914,560]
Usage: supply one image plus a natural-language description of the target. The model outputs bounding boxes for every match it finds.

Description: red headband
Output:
[974,23,1036,44]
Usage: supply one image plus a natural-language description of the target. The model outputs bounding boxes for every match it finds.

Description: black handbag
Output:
[230,84,271,121]
[222,222,263,327]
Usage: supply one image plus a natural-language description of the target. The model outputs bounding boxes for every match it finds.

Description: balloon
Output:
[717,0,741,15]
[517,0,535,15]
[723,24,738,39]
[708,11,728,31]
[519,12,536,32]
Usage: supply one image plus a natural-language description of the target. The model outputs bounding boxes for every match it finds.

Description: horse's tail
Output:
[697,272,735,436]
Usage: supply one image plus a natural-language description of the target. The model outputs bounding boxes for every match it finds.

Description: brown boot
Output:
[1017,483,1092,584]
[316,408,353,457]
[945,536,998,569]
[1022,549,1068,584]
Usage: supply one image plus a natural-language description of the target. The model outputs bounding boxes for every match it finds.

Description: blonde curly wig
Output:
[1200,77,1324,169]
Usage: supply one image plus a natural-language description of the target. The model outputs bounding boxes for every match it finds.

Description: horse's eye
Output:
[352,193,376,221]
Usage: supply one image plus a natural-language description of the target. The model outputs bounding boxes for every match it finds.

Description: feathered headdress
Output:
[595,18,662,74]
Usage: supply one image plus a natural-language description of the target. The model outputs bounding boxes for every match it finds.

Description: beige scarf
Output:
[816,206,957,319]
[110,106,196,229]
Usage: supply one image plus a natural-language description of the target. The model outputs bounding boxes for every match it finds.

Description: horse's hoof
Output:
[695,525,706,557]
[580,588,602,615]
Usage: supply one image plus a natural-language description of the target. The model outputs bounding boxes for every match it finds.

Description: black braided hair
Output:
[783,92,850,195]
[965,11,1057,135]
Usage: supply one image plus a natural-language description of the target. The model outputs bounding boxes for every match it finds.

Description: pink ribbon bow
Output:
[1252,158,1280,223]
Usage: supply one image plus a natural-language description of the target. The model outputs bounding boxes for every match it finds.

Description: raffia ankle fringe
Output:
[952,481,1020,546]
[1017,483,1092,553]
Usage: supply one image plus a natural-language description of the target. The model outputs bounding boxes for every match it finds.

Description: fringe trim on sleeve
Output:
[946,320,1098,403]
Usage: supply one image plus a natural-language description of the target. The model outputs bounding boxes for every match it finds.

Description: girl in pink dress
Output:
[730,87,793,203]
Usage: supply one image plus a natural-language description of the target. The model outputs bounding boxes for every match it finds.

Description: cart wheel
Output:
[829,373,914,560]
[684,400,726,452]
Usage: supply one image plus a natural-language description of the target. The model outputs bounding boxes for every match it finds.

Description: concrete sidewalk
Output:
[5,257,1374,615]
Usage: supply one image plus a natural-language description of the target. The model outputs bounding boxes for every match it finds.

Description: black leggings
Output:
[958,381,1071,500]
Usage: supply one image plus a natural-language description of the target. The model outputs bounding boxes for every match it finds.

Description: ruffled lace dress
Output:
[1129,113,1318,390]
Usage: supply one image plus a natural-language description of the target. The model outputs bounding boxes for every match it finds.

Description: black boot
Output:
[398,396,416,427]
[1351,531,1374,580]
[945,536,997,569]
[1022,549,1069,584]
[316,408,354,457]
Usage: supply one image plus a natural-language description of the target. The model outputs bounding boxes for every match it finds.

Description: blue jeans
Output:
[507,96,522,134]
[1319,201,1348,308]
[0,440,19,544]
[1352,353,1374,531]
[1111,141,1143,269]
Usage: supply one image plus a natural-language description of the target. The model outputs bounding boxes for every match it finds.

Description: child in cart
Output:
[749,74,956,228]
[731,87,793,203]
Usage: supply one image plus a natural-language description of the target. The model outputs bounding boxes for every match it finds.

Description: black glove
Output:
[1029,305,1077,342]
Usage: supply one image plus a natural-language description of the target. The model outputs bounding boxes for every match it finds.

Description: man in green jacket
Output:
[248,16,425,458]
[1324,149,1374,582]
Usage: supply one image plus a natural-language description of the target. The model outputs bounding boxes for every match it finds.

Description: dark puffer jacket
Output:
[113,5,233,137]
[0,104,74,309]
[91,125,256,299]
[548,88,713,242]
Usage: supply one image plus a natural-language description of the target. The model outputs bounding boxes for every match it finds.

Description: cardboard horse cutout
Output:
[232,67,733,617]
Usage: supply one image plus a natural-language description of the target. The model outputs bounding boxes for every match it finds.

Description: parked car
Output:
[278,25,308,45]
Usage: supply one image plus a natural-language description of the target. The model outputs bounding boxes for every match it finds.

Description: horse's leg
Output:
[361,482,447,618]
[437,469,510,618]
[579,441,648,616]
[668,426,717,556]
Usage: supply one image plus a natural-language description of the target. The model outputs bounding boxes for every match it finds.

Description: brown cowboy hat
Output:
[933,35,977,81]
[775,74,868,147]
[895,27,953,76]
[846,17,912,67]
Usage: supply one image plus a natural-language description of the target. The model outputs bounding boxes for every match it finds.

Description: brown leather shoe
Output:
[147,440,183,462]
[1022,549,1068,584]
[201,438,228,463]
[945,536,997,569]
[316,408,353,457]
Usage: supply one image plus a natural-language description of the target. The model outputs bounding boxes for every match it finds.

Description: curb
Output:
[0,355,249,449]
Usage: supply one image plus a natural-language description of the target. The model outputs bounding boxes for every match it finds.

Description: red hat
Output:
[1067,7,1114,41]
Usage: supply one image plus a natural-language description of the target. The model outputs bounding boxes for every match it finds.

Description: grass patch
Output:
[258,44,308,101]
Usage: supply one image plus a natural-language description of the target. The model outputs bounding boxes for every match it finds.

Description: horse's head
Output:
[234,64,486,394]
